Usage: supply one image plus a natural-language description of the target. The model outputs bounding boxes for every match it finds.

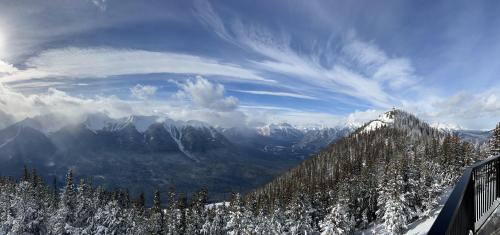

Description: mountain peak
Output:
[84,113,162,133]
[431,122,464,132]
[359,110,396,133]
[257,122,298,136]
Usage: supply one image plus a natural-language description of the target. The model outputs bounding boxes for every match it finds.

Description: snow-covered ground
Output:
[355,188,452,235]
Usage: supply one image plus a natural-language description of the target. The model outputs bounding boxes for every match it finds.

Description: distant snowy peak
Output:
[84,113,162,133]
[343,120,363,130]
[84,113,118,132]
[257,122,357,137]
[360,110,395,133]
[431,122,464,132]
[162,118,214,132]
[257,123,301,137]
[121,115,163,132]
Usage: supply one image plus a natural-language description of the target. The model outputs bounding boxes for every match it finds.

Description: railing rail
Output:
[429,155,500,235]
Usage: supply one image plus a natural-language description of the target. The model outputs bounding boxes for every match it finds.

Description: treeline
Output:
[1,167,325,234]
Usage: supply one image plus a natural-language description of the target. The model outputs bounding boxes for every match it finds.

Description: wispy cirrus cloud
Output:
[342,37,417,89]
[90,0,107,11]
[234,90,318,100]
[193,2,418,108]
[0,47,274,84]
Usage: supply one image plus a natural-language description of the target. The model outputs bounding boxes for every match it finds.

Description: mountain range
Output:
[0,110,491,201]
[0,113,354,200]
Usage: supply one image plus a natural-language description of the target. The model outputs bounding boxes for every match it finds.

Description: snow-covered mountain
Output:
[0,109,489,203]
[16,114,73,134]
[84,113,163,133]
[0,113,329,200]
[219,122,355,159]
[257,123,305,139]
[429,122,491,144]
[431,122,464,133]
[359,109,396,133]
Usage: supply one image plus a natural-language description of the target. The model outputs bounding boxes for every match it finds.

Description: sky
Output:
[0,0,499,130]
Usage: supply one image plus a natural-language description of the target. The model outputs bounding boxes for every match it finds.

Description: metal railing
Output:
[429,155,500,235]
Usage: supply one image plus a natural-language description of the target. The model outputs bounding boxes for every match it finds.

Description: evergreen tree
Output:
[148,188,164,234]
[491,123,500,155]
[225,193,245,234]
[320,198,354,235]
[51,169,77,234]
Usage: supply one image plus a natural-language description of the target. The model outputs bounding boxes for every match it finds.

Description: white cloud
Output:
[342,39,387,67]
[239,105,347,128]
[400,89,500,130]
[0,84,133,122]
[1,47,273,83]
[345,109,382,126]
[0,76,249,128]
[234,90,317,100]
[175,76,239,112]
[193,0,234,43]
[194,3,422,108]
[194,6,397,107]
[130,84,157,100]
[90,0,107,11]
[342,38,416,89]
[0,78,496,130]
[0,60,17,74]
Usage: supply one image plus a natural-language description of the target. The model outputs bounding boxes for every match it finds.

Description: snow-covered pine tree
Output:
[225,192,246,234]
[285,192,314,234]
[185,188,208,234]
[8,180,47,234]
[73,179,94,232]
[165,187,181,234]
[319,197,354,235]
[148,189,164,234]
[380,159,408,234]
[268,203,287,234]
[91,199,128,234]
[491,123,500,155]
[50,169,77,234]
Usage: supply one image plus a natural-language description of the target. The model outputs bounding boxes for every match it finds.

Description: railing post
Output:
[471,171,475,230]
[495,159,500,198]
[467,174,475,234]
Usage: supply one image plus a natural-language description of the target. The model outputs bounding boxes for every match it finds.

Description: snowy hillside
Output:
[360,110,395,133]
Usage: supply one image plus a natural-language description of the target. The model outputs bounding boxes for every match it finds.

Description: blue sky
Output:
[0,0,499,129]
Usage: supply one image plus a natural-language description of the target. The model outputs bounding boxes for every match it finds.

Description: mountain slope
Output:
[0,115,316,201]
[0,125,56,176]
[249,109,486,234]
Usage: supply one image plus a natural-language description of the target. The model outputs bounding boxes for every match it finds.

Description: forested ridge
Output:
[248,110,491,234]
[0,110,497,234]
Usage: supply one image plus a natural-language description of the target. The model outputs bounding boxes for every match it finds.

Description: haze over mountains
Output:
[0,109,492,202]
[0,112,356,200]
